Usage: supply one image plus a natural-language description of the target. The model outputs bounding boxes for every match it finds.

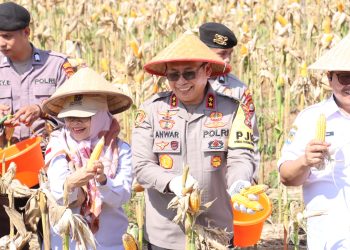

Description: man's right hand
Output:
[303,139,331,168]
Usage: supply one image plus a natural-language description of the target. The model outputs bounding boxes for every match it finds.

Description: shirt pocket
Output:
[33,85,56,103]
[0,87,12,107]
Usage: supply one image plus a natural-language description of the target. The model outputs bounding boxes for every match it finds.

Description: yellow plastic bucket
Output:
[233,193,272,247]
[0,137,44,188]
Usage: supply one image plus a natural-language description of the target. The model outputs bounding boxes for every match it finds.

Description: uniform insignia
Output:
[206,93,215,109]
[326,131,334,136]
[208,140,224,150]
[170,94,178,108]
[228,104,254,150]
[286,125,298,145]
[158,110,178,118]
[134,110,146,127]
[159,154,173,169]
[159,119,175,130]
[34,53,40,62]
[171,141,178,150]
[156,141,169,150]
[241,89,255,128]
[213,34,228,46]
[62,61,75,77]
[211,156,222,168]
[205,112,227,128]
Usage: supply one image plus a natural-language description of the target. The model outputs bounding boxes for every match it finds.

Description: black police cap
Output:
[199,22,237,49]
[0,2,30,31]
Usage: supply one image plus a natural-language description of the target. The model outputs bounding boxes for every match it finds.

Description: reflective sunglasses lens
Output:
[182,71,196,80]
[338,74,350,85]
[167,73,180,81]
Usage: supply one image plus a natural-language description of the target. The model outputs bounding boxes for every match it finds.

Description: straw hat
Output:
[42,67,132,117]
[308,34,350,71]
[144,31,231,77]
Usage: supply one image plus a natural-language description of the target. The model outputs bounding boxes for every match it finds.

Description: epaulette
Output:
[143,91,172,105]
[214,86,240,103]
[37,48,68,61]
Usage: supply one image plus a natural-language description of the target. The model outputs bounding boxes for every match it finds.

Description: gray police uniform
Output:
[0,45,73,143]
[210,73,260,182]
[132,83,255,249]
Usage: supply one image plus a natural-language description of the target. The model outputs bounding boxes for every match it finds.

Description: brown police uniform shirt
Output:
[210,73,260,183]
[132,83,255,249]
[0,45,73,143]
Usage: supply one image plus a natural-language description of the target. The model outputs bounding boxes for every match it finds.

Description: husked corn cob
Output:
[240,184,269,197]
[122,233,138,250]
[87,136,105,171]
[315,114,326,142]
[189,189,201,213]
[231,194,263,211]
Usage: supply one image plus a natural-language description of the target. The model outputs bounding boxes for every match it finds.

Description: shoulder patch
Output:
[285,125,298,145]
[62,61,75,77]
[134,109,146,127]
[144,91,172,105]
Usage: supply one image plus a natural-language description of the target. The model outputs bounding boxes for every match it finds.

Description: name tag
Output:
[0,80,10,86]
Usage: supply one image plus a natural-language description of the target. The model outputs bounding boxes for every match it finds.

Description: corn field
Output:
[1,0,350,248]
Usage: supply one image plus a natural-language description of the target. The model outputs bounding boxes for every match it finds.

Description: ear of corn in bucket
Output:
[122,233,139,250]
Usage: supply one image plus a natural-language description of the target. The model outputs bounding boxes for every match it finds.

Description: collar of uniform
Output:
[324,94,344,118]
[0,55,10,67]
[32,45,44,65]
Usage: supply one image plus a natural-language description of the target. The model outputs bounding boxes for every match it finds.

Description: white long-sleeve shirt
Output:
[278,95,350,250]
[47,139,133,250]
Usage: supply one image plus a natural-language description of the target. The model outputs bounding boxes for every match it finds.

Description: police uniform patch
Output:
[213,34,228,46]
[206,93,215,109]
[159,154,173,169]
[211,155,222,168]
[241,89,255,128]
[204,112,227,128]
[171,141,178,150]
[159,119,175,130]
[156,141,169,150]
[286,125,298,144]
[228,104,254,150]
[170,94,178,108]
[208,139,224,150]
[134,110,146,127]
[62,61,75,77]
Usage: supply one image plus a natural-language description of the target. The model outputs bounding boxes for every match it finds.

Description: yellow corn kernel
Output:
[315,114,326,142]
[240,44,248,56]
[276,14,288,27]
[300,62,308,77]
[100,58,109,72]
[337,1,345,13]
[87,136,105,171]
[130,40,139,58]
[189,189,201,213]
[240,184,269,197]
[322,16,332,34]
[231,194,263,211]
[122,233,138,250]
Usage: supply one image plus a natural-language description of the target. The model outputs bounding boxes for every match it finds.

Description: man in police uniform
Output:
[199,22,260,183]
[0,2,74,147]
[132,32,256,250]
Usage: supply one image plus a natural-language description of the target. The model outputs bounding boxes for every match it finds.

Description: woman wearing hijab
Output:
[43,67,133,250]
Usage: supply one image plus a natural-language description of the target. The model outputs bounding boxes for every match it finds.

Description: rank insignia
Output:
[156,141,169,150]
[213,34,228,46]
[206,93,215,109]
[62,61,75,77]
[134,110,146,127]
[170,94,178,108]
[159,154,173,169]
[211,156,222,168]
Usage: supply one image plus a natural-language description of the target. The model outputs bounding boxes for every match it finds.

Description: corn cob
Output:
[189,189,201,213]
[240,184,269,197]
[87,136,105,171]
[231,194,263,211]
[122,233,138,250]
[315,114,326,142]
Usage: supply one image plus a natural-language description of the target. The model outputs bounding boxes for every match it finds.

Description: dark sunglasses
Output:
[64,117,91,123]
[166,63,207,81]
[335,73,350,85]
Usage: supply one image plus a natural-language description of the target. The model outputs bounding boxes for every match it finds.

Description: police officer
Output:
[199,22,260,183]
[132,31,256,250]
[0,2,74,147]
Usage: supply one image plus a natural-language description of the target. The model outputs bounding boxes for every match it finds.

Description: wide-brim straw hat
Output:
[308,34,350,71]
[144,31,231,77]
[42,67,133,117]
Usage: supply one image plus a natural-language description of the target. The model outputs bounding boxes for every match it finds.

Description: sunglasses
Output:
[166,63,207,81]
[335,73,350,85]
[64,117,91,123]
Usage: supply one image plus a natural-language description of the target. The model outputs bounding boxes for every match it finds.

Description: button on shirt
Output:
[278,95,350,250]
[0,45,70,141]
